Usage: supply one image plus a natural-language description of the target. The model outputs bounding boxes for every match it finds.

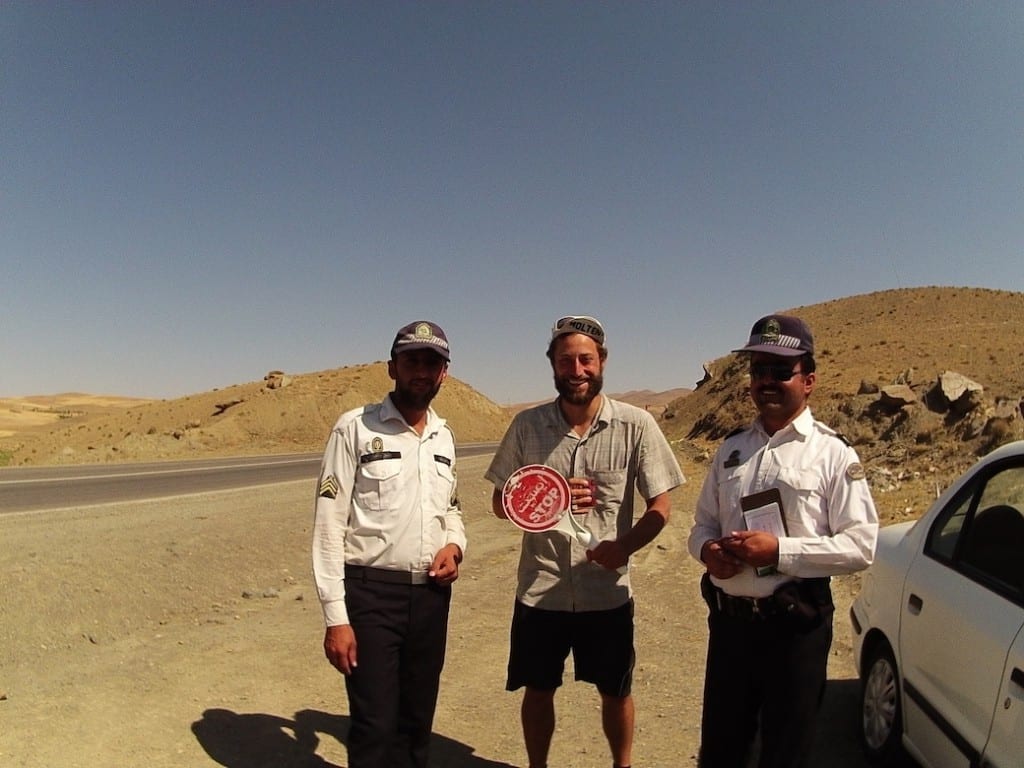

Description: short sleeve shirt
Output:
[485,397,685,611]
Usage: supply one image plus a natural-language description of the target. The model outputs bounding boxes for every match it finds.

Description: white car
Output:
[851,439,1024,768]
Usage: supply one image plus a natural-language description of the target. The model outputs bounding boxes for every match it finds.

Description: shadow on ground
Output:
[192,680,870,768]
[811,678,873,768]
[191,707,516,767]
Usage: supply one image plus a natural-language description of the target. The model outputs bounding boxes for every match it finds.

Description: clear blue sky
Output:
[3,3,1022,404]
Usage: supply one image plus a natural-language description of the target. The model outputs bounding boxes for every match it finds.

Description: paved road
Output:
[0,443,499,514]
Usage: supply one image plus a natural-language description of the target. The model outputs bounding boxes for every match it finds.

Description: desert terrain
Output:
[2,287,1023,767]
[1,458,869,768]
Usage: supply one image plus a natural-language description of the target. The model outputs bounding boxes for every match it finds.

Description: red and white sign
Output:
[501,464,572,533]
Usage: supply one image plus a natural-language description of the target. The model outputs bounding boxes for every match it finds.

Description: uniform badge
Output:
[414,322,433,339]
[371,437,384,452]
[760,318,782,344]
[846,463,866,481]
[319,474,340,499]
[724,450,741,468]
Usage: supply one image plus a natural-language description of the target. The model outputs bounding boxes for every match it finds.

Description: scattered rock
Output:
[937,371,984,415]
[858,380,879,395]
[894,368,915,385]
[695,362,714,390]
[993,397,1020,421]
[242,587,280,599]
[877,385,917,412]
[213,398,244,415]
[264,371,292,390]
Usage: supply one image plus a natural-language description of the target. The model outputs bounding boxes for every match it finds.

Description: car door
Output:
[898,459,1024,768]
[980,624,1024,768]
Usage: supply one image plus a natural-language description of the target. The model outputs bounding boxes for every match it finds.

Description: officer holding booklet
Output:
[687,314,879,768]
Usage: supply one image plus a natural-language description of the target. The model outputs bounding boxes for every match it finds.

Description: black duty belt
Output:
[345,564,430,586]
[712,588,783,620]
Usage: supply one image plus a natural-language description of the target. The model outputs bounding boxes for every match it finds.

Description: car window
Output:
[926,492,969,562]
[926,462,1024,598]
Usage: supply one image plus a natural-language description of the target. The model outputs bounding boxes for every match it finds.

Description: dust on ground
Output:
[0,455,870,768]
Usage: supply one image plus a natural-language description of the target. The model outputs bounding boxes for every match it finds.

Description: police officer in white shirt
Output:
[688,314,878,768]
[312,321,465,768]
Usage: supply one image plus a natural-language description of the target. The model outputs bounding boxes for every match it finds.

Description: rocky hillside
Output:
[660,286,1024,523]
[5,285,1023,527]
[0,363,510,466]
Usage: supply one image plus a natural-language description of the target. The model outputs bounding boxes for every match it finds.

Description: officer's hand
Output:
[721,530,779,568]
[429,544,462,585]
[324,624,357,676]
[701,538,744,579]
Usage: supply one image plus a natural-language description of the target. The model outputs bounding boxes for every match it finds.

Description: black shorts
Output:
[506,598,635,697]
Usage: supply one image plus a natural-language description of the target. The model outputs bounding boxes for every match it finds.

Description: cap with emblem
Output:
[391,321,451,361]
[733,314,814,357]
[550,315,606,346]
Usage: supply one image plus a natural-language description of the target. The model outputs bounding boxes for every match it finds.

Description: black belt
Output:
[712,588,784,620]
[345,564,430,586]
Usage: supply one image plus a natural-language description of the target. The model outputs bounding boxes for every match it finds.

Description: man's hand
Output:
[700,538,745,579]
[587,539,629,571]
[324,624,357,675]
[429,543,462,585]
[491,488,508,519]
[720,530,779,569]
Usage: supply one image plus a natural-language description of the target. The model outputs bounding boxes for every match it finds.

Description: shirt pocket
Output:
[355,456,403,514]
[775,466,821,532]
[717,466,745,514]
[776,466,820,494]
[590,468,627,510]
[429,455,457,513]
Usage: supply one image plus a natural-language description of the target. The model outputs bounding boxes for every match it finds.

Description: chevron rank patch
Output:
[319,473,340,499]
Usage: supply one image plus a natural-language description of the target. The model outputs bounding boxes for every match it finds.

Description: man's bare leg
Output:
[522,687,556,768]
[601,692,634,767]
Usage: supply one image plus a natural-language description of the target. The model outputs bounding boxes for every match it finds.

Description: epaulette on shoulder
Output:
[724,425,747,440]
[817,422,851,446]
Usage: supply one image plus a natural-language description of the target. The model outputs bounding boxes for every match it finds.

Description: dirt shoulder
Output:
[0,456,868,767]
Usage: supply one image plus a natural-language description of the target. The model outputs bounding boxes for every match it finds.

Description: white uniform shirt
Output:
[312,395,465,626]
[688,407,878,598]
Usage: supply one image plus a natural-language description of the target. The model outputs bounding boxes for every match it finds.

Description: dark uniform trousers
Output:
[343,575,452,768]
[698,574,834,768]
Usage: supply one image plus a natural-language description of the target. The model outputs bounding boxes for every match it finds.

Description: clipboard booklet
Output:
[740,488,788,576]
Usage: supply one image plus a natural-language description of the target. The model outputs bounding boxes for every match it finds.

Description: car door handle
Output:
[1012,667,1024,688]
[907,593,923,615]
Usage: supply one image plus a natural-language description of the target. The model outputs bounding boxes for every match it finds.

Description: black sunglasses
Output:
[750,363,803,382]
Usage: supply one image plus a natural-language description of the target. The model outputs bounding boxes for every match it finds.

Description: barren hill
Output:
[660,286,1024,522]
[4,285,1022,525]
[0,364,510,466]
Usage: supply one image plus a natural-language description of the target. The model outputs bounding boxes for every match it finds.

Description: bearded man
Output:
[485,314,685,768]
[313,320,465,768]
